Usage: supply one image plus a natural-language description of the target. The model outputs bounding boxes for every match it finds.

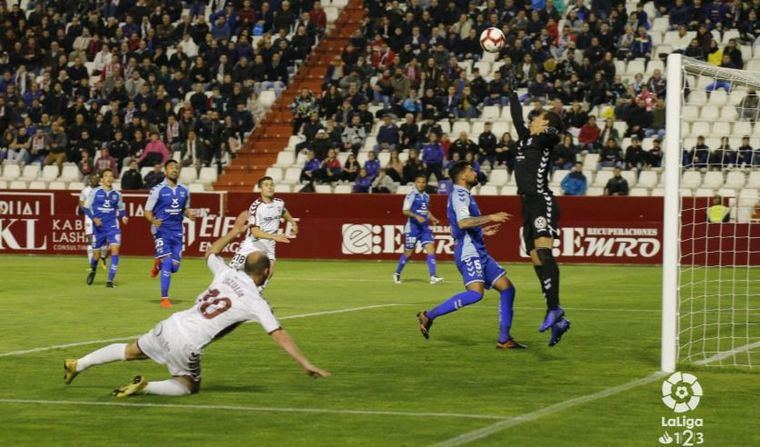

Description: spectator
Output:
[143,163,166,190]
[121,160,143,190]
[318,148,343,183]
[477,122,498,168]
[707,196,730,223]
[421,133,446,182]
[560,162,588,196]
[371,168,398,193]
[645,139,664,168]
[645,98,667,140]
[291,89,319,135]
[578,115,601,152]
[353,167,373,193]
[44,123,68,175]
[375,115,400,153]
[365,151,381,179]
[599,138,624,169]
[597,118,621,146]
[180,130,205,170]
[624,136,645,170]
[399,113,420,149]
[341,115,366,155]
[450,132,477,161]
[737,89,759,123]
[709,136,737,169]
[553,134,577,171]
[464,152,487,185]
[385,149,404,183]
[737,136,756,167]
[300,150,321,184]
[8,127,31,165]
[685,136,710,169]
[95,148,118,175]
[495,132,518,170]
[604,167,630,196]
[343,153,360,182]
[138,132,170,168]
[402,148,424,185]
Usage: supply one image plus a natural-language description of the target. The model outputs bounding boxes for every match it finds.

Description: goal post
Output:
[662,54,760,372]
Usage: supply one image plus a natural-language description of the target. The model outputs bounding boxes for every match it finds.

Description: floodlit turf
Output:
[0,255,757,446]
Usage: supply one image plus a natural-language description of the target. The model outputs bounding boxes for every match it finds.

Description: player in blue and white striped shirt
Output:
[84,169,128,287]
[393,175,443,285]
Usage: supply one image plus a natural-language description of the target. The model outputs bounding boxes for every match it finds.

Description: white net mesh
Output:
[676,57,760,367]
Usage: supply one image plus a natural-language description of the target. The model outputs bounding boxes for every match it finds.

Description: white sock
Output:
[87,246,93,264]
[77,343,127,372]
[100,247,108,258]
[144,379,191,396]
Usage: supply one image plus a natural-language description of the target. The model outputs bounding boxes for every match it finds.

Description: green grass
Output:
[0,255,757,446]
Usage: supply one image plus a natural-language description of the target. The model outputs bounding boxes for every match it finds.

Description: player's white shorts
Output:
[137,316,202,382]
[230,237,276,269]
[84,217,93,235]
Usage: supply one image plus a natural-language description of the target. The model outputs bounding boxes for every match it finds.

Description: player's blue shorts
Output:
[154,231,183,262]
[404,226,434,250]
[91,228,121,249]
[455,253,506,289]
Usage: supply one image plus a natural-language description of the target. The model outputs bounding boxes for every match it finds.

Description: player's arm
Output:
[144,186,162,227]
[250,226,291,243]
[182,189,200,218]
[83,190,98,225]
[117,192,128,224]
[205,218,247,258]
[282,208,298,236]
[269,328,330,378]
[428,210,440,226]
[452,191,510,229]
[508,90,528,138]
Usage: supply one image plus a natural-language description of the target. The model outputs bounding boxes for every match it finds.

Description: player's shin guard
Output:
[87,245,94,265]
[395,255,408,274]
[427,289,483,320]
[426,254,437,276]
[160,257,173,298]
[536,248,560,309]
[108,254,119,282]
[144,379,191,396]
[76,343,127,371]
[499,286,516,342]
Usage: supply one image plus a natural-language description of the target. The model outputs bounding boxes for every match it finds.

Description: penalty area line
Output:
[0,398,507,421]
[0,304,402,359]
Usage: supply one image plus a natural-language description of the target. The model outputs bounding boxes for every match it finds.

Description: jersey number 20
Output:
[199,289,231,319]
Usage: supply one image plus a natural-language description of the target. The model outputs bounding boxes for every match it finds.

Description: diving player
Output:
[84,168,127,287]
[393,175,444,285]
[416,161,525,349]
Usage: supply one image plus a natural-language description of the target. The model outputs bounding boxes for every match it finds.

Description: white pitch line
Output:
[693,340,760,365]
[0,304,401,359]
[0,398,506,420]
[434,339,760,447]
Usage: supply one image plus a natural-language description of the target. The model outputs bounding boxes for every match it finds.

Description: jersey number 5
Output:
[199,289,231,319]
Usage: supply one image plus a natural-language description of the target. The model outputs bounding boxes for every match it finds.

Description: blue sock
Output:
[171,260,180,273]
[160,257,173,298]
[427,289,483,320]
[107,254,119,282]
[499,286,516,342]
[90,256,98,270]
[395,255,408,275]
[426,254,436,276]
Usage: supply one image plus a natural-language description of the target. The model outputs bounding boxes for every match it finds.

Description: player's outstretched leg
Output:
[64,343,128,384]
[394,252,410,284]
[417,287,483,339]
[534,247,565,333]
[150,258,161,278]
[113,376,192,397]
[86,252,99,285]
[159,256,174,308]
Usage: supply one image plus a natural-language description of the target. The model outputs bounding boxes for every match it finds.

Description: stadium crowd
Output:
[0,0,326,188]
[290,0,760,196]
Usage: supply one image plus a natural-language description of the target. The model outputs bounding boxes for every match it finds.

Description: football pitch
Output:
[0,255,757,446]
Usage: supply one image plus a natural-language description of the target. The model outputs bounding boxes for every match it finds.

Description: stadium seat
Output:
[259,90,276,107]
[27,179,45,189]
[720,106,739,121]
[19,163,40,181]
[451,121,470,136]
[679,188,694,197]
[587,186,604,196]
[746,171,760,189]
[694,188,714,197]
[650,188,665,196]
[645,60,664,75]
[620,170,637,187]
[721,29,740,45]
[711,122,731,136]
[198,167,218,185]
[324,6,338,22]
[265,167,283,182]
[1,164,21,180]
[739,188,759,201]
[188,183,205,192]
[61,165,82,182]
[331,0,349,7]
[470,121,485,137]
[690,121,711,137]
[708,90,728,106]
[378,151,390,166]
[625,59,645,76]
[273,184,290,193]
[333,184,352,194]
[41,165,59,181]
[732,121,752,136]
[436,120,451,134]
[0,179,9,189]
[396,185,412,195]
[681,105,699,120]
[481,106,500,120]
[488,169,509,186]
[724,171,746,189]
[701,171,723,189]
[681,171,702,189]
[700,106,720,121]
[478,185,499,195]
[48,181,67,190]
[592,170,613,188]
[282,167,301,185]
[637,171,659,189]
[550,170,569,188]
[629,187,648,196]
[501,185,518,196]
[652,17,669,33]
[583,153,600,169]
[178,168,197,184]
[717,187,737,198]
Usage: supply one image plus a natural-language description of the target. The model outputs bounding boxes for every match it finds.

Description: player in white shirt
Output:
[79,174,107,269]
[63,216,329,397]
[231,176,298,290]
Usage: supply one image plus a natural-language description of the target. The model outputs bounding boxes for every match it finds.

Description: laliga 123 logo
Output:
[662,372,702,413]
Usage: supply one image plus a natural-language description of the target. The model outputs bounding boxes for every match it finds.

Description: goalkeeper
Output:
[507,88,570,347]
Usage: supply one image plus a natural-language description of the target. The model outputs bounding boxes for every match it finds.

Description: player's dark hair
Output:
[164,159,179,168]
[244,252,271,276]
[543,111,564,135]
[448,161,470,183]
[415,174,427,182]
[257,176,273,188]
[100,168,113,176]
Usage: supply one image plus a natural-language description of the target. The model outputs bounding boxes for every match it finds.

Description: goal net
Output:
[662,54,760,372]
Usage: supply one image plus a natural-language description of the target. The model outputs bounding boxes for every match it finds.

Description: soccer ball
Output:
[480,27,505,53]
